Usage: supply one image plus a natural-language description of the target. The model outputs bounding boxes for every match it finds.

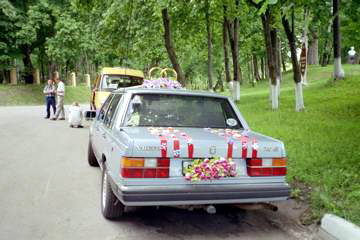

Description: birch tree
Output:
[282,7,304,111]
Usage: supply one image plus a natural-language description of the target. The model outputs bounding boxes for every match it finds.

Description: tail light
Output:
[246,157,287,177]
[120,157,170,178]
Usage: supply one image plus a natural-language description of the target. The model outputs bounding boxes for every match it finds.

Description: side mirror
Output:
[85,110,97,121]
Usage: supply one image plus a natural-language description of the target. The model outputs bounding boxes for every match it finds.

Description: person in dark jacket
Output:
[43,79,56,119]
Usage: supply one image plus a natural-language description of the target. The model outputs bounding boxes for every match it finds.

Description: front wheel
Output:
[101,167,124,219]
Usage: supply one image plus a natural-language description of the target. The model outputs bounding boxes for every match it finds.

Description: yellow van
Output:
[90,67,144,110]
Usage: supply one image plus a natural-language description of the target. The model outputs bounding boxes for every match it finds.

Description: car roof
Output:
[101,67,144,78]
[112,86,229,99]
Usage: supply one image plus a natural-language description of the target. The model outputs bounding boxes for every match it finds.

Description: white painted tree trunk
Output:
[295,82,305,112]
[271,84,278,110]
[269,78,272,102]
[334,57,345,79]
[271,75,280,110]
[230,80,240,101]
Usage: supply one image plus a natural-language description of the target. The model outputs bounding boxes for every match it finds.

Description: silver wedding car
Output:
[87,87,290,219]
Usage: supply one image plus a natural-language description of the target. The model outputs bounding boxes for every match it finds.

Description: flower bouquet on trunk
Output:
[184,157,237,182]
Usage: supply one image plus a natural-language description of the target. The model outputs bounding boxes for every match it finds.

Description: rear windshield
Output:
[101,74,143,90]
[124,94,242,129]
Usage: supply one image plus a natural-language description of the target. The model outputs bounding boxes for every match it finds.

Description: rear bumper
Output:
[111,180,290,206]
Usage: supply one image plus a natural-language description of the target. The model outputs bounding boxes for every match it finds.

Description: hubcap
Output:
[102,171,107,210]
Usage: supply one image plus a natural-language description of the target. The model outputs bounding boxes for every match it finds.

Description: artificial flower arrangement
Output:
[142,78,183,89]
[184,157,237,182]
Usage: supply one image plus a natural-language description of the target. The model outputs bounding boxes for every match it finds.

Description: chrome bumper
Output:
[111,181,290,206]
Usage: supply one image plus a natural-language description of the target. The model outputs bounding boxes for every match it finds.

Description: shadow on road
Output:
[114,205,284,238]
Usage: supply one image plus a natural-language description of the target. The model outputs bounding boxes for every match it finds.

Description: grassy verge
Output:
[237,64,360,225]
[0,84,91,106]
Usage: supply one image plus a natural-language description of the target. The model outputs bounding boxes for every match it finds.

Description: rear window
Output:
[124,94,242,129]
[101,74,143,90]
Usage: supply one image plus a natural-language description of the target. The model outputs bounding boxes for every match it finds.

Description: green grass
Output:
[237,64,360,225]
[0,83,91,106]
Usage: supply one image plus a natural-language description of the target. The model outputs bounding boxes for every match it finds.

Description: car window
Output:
[104,94,122,128]
[101,75,142,90]
[124,94,242,129]
[97,94,113,122]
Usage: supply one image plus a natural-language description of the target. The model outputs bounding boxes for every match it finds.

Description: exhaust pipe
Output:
[205,205,216,214]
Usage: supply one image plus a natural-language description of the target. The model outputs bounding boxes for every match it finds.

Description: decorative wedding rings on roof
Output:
[148,67,178,80]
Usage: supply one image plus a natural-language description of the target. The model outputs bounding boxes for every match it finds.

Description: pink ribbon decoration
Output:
[252,138,258,158]
[242,136,248,159]
[179,131,194,158]
[172,135,180,158]
[159,135,168,158]
[227,141,233,159]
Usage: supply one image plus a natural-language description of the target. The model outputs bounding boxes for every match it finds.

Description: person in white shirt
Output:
[51,77,65,120]
[68,102,83,128]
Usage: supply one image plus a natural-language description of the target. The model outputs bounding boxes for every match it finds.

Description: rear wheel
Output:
[88,139,99,167]
[101,167,124,219]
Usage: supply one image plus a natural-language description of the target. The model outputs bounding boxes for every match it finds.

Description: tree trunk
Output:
[321,38,329,67]
[261,10,279,110]
[238,65,243,84]
[281,49,287,72]
[205,0,213,90]
[161,8,186,86]
[260,57,265,80]
[223,6,231,84]
[301,9,309,85]
[247,57,252,85]
[282,10,304,112]
[252,54,261,82]
[308,30,319,65]
[333,0,344,80]
[21,45,34,84]
[225,0,240,101]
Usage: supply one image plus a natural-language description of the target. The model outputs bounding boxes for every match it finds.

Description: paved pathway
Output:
[0,106,314,240]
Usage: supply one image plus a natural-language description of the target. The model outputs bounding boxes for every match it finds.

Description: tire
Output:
[101,167,124,219]
[88,139,99,167]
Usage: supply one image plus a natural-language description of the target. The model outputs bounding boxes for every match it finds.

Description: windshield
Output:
[101,74,143,90]
[124,94,242,129]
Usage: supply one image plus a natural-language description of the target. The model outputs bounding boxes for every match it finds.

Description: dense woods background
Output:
[0,0,359,104]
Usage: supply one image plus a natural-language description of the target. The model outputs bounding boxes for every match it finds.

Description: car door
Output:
[93,94,113,160]
[99,94,123,160]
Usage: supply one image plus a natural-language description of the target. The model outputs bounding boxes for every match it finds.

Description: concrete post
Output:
[71,72,76,87]
[85,74,91,88]
[33,69,40,85]
[10,68,17,85]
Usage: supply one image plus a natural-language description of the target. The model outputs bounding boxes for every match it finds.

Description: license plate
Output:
[182,160,193,176]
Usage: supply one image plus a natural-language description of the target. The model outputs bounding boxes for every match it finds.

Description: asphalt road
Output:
[0,106,315,240]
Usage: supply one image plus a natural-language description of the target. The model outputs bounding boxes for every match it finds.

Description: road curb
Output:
[318,214,360,240]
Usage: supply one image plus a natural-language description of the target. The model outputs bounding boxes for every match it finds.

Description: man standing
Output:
[51,77,65,120]
[43,79,56,119]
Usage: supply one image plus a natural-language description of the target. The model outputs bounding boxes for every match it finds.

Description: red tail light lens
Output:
[273,167,287,176]
[157,158,170,167]
[246,158,262,166]
[121,168,143,178]
[157,168,169,178]
[120,157,170,178]
[144,168,157,178]
[246,158,287,177]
